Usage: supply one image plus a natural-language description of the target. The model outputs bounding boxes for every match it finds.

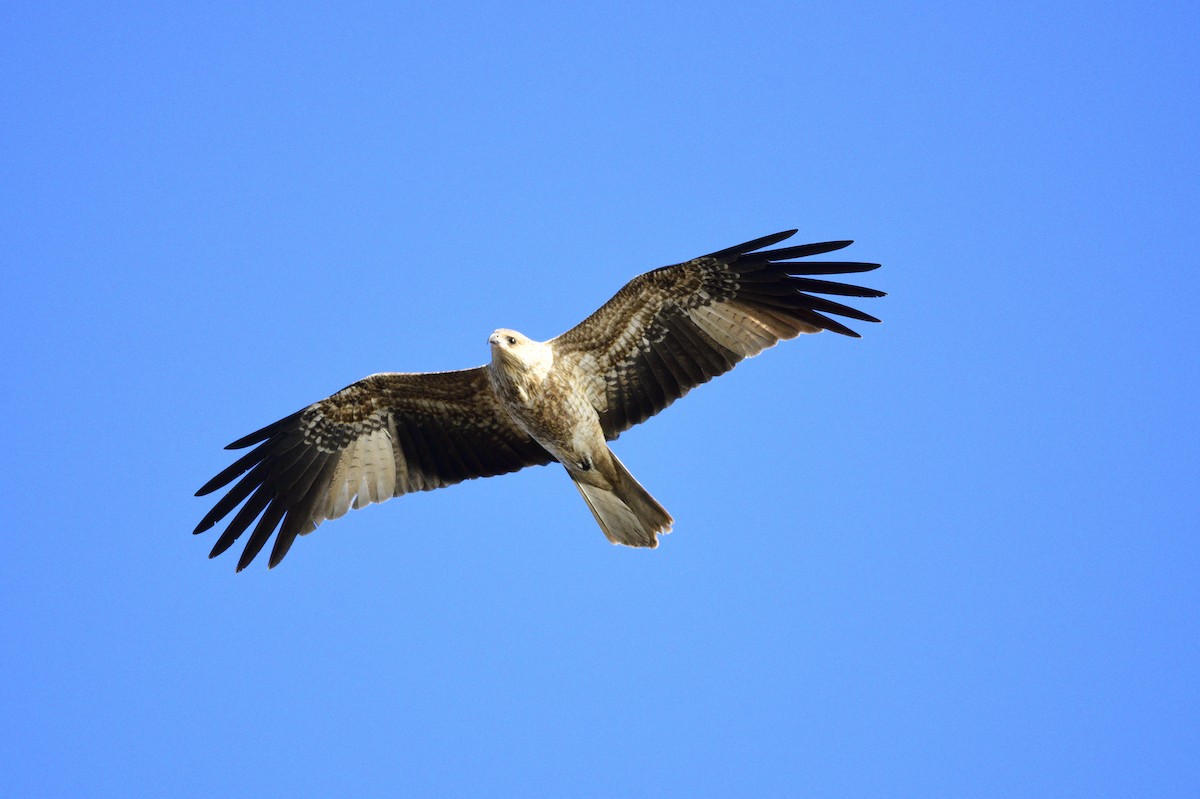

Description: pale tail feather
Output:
[572,452,673,548]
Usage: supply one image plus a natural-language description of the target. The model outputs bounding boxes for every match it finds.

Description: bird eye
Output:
[506,336,516,346]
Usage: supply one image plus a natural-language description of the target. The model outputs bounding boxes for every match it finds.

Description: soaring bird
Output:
[194,230,884,570]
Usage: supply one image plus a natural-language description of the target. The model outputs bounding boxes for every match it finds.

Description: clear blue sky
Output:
[3,2,1197,796]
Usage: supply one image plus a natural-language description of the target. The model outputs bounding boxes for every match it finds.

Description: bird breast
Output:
[488,359,603,466]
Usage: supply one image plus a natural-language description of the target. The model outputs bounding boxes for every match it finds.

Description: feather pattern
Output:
[196,229,882,569]
[551,230,884,439]
[194,369,553,570]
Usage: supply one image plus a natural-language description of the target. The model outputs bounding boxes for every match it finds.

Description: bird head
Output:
[488,329,550,374]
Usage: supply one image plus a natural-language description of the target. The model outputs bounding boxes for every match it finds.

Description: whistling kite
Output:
[195,231,884,569]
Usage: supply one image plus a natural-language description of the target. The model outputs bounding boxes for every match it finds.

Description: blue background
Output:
[3,2,1197,796]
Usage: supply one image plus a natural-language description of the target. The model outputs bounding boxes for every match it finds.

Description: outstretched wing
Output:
[194,369,553,570]
[551,230,884,438]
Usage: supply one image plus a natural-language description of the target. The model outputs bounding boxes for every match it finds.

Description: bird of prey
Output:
[194,230,884,570]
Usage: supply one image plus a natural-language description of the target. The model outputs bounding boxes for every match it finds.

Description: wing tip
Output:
[704,229,798,260]
[224,410,305,450]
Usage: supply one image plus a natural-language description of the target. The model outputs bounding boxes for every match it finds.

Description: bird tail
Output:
[571,450,673,548]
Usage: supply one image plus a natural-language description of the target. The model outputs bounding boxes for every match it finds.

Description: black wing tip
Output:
[225,430,262,450]
[207,532,235,559]
[751,229,799,249]
[824,312,883,337]
[235,545,258,572]
[819,319,863,337]
[214,541,259,572]
[838,284,887,298]
[806,239,853,251]
[813,306,882,337]
[777,260,882,277]
[704,229,798,261]
[233,554,281,571]
[758,240,857,262]
[206,532,285,572]
[225,432,267,450]
[224,409,305,450]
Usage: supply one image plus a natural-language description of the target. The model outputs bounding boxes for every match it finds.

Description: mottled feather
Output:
[194,369,553,570]
[551,230,883,439]
[196,230,882,569]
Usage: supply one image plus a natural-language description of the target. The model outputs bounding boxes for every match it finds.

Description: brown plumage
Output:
[194,230,884,569]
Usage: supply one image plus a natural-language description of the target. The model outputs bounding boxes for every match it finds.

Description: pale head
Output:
[488,328,552,375]
[488,328,530,350]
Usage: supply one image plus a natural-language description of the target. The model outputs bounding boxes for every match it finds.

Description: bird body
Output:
[195,230,884,570]
[487,328,672,546]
